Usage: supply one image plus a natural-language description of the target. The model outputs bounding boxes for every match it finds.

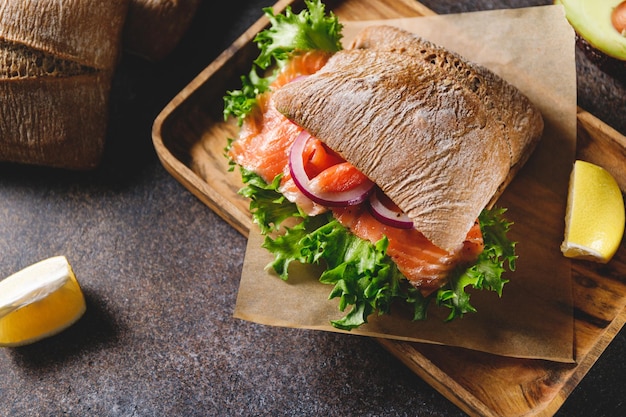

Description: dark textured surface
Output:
[1,1,625,416]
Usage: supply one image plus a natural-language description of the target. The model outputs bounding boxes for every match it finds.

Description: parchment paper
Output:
[234,5,577,362]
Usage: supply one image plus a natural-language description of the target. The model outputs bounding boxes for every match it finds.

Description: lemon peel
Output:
[0,256,86,347]
[561,160,625,263]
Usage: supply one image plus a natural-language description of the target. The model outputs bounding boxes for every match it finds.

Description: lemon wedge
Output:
[561,160,625,263]
[0,256,86,347]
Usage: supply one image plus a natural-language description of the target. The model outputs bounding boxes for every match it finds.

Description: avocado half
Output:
[556,0,626,79]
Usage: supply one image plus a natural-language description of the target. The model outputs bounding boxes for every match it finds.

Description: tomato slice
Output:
[289,131,374,207]
[301,137,345,178]
[299,136,371,194]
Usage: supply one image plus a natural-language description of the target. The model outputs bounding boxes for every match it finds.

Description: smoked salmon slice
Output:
[334,206,484,294]
[229,51,333,215]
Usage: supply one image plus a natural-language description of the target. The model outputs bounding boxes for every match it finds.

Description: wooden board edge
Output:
[575,107,626,192]
[376,306,626,417]
[376,338,498,417]
[397,0,436,16]
[539,308,626,416]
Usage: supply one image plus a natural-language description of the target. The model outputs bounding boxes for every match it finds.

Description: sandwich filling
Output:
[228,52,485,296]
[224,1,532,330]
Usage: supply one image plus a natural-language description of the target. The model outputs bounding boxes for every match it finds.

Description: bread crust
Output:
[124,0,201,61]
[0,1,128,69]
[0,0,128,169]
[273,25,543,251]
[350,25,544,171]
[0,75,109,169]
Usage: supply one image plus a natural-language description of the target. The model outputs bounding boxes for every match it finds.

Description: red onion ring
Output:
[289,130,374,207]
[289,75,308,83]
[368,189,414,229]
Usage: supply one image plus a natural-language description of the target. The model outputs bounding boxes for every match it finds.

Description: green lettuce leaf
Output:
[239,171,518,331]
[263,212,423,330]
[223,0,343,125]
[237,168,303,235]
[223,69,271,127]
[254,0,343,70]
[435,208,516,321]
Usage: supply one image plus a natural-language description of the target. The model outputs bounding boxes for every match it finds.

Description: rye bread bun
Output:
[0,0,128,169]
[272,25,544,252]
[124,0,201,61]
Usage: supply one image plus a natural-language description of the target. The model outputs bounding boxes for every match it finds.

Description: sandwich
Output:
[224,1,544,330]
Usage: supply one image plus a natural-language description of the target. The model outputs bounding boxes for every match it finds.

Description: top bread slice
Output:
[272,25,544,252]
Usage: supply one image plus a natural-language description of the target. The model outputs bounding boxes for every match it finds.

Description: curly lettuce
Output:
[240,170,517,330]
[223,0,343,125]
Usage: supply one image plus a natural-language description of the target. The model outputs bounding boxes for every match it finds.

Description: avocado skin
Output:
[554,0,626,81]
[575,32,626,82]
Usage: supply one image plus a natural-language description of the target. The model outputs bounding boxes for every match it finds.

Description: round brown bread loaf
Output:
[0,0,128,170]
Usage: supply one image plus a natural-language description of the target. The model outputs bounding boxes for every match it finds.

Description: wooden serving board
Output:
[151,0,626,415]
